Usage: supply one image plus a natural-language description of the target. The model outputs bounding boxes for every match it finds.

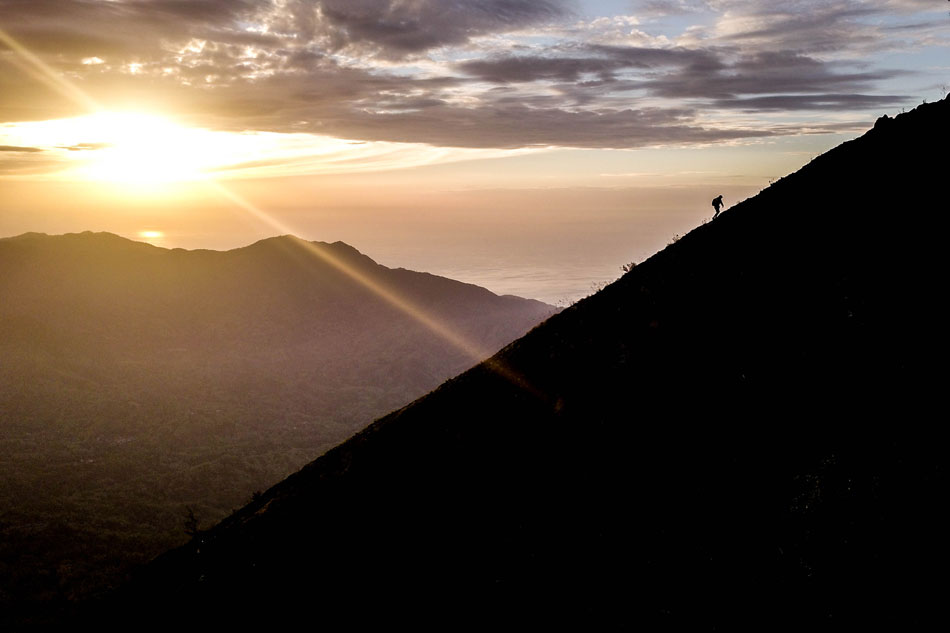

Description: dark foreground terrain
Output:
[0,234,555,628]
[94,98,947,629]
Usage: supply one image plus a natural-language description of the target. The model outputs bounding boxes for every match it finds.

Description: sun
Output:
[0,111,242,187]
[73,112,217,185]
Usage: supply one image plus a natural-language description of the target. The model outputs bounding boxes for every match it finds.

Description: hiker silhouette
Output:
[711,195,724,219]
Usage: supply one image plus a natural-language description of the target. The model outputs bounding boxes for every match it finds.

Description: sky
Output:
[1,0,947,303]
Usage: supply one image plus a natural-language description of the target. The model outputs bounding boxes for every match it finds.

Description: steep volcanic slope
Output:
[107,99,946,628]
[0,233,555,627]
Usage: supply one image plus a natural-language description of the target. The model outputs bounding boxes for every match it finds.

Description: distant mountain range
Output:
[0,233,556,628]
[97,98,948,629]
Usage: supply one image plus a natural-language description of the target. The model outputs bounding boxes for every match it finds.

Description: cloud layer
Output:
[0,0,945,149]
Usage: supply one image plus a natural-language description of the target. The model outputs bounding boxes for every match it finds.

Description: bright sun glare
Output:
[73,112,218,185]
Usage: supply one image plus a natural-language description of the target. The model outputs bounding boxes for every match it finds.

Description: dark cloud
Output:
[0,0,267,66]
[308,103,778,149]
[696,1,941,56]
[457,46,717,83]
[724,6,881,53]
[643,50,901,101]
[456,46,902,112]
[589,45,720,69]
[880,20,921,32]
[0,145,43,152]
[312,0,568,57]
[458,56,624,83]
[137,0,258,23]
[714,94,909,111]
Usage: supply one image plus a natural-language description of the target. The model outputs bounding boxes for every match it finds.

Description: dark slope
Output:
[0,233,555,628]
[107,99,947,629]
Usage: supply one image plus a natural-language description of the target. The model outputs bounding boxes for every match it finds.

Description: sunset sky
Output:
[1,1,947,303]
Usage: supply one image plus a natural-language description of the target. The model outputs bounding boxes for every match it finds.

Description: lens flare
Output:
[208,181,546,399]
[0,28,99,112]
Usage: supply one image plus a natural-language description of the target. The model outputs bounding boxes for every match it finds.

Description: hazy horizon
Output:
[1,178,763,304]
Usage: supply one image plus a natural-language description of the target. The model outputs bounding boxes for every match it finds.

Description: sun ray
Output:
[0,28,100,112]
[208,180,546,399]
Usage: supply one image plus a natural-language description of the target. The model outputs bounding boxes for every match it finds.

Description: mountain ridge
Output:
[0,231,534,299]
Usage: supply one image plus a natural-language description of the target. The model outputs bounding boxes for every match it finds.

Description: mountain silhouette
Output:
[0,232,556,628]
[93,98,946,629]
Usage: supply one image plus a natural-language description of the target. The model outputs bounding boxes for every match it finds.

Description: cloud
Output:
[711,4,882,54]
[310,0,568,58]
[456,46,907,112]
[0,0,942,152]
[0,144,43,152]
[457,55,623,83]
[58,142,111,151]
[456,44,715,83]
[0,1,260,59]
[693,0,946,55]
[309,102,779,149]
[643,50,902,100]
[712,93,909,111]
